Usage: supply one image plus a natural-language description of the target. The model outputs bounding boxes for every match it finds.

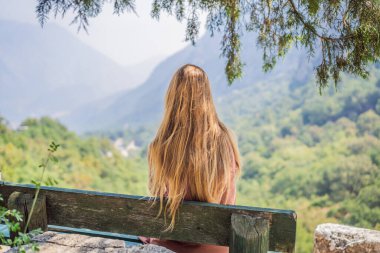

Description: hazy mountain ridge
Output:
[65,32,319,132]
[0,19,142,126]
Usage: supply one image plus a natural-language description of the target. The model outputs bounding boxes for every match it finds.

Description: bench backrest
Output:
[0,181,296,252]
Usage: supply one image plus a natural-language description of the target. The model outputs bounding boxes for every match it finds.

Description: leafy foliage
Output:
[35,0,380,89]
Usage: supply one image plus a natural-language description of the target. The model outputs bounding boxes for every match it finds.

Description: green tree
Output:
[357,110,380,137]
[35,0,380,88]
[317,155,379,201]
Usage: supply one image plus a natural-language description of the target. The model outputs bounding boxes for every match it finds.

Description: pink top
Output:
[138,155,238,253]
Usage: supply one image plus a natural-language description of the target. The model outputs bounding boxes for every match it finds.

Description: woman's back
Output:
[139,148,238,253]
[139,64,241,253]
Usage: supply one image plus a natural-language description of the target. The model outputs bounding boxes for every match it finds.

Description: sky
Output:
[0,0,207,66]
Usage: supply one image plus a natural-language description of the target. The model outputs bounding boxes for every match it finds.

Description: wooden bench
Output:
[0,181,296,252]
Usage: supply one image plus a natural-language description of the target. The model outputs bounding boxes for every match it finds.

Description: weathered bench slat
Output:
[0,181,296,252]
[230,214,269,253]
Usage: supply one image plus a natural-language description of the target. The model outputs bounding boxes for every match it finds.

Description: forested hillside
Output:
[0,117,148,194]
[1,65,379,252]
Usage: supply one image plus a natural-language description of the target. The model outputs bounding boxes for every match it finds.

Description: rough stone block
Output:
[313,223,380,253]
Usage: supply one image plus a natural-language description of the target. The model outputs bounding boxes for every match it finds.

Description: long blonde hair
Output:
[148,64,241,231]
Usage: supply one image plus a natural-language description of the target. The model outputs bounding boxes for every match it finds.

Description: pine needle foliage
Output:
[36,0,380,90]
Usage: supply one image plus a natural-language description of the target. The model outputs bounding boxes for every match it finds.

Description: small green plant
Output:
[0,195,41,253]
[25,141,60,234]
[0,141,60,252]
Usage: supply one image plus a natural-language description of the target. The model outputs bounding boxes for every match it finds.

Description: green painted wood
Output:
[0,181,296,252]
[230,214,269,253]
[47,225,141,242]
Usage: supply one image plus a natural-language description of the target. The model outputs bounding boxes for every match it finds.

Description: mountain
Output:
[64,32,318,132]
[0,20,141,126]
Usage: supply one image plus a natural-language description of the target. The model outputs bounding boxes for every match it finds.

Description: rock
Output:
[5,231,174,253]
[313,223,380,253]
[0,245,11,253]
[126,244,176,253]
